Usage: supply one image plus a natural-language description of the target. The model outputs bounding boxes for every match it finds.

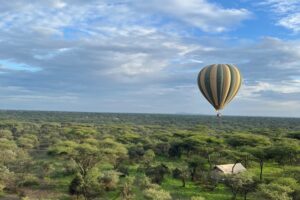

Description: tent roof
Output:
[214,163,246,174]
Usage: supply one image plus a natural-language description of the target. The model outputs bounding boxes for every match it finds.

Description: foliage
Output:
[99,170,120,191]
[0,111,298,200]
[143,186,172,200]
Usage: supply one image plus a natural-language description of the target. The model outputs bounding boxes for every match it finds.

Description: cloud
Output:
[132,0,252,32]
[238,81,300,99]
[259,0,300,32]
[0,1,298,116]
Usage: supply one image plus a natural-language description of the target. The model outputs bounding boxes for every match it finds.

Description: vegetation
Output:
[0,110,299,200]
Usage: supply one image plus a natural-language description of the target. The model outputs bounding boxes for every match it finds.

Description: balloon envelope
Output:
[197,64,242,111]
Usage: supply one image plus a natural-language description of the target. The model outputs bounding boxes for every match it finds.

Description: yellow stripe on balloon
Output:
[224,66,241,106]
[210,64,219,108]
[219,64,231,109]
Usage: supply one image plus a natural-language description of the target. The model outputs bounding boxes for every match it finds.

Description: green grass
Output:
[161,176,234,200]
[248,162,284,181]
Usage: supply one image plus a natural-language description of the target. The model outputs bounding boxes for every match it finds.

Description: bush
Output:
[69,173,84,196]
[99,170,120,191]
[191,197,205,200]
[143,187,171,200]
[18,174,39,187]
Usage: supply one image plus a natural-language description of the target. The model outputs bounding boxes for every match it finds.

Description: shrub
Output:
[143,187,171,200]
[99,171,120,191]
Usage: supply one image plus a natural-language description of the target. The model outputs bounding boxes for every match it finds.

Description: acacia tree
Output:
[247,147,270,181]
[69,173,84,199]
[50,137,128,199]
[224,172,256,200]
[120,176,135,200]
[142,150,155,167]
[187,156,206,181]
[172,167,189,187]
[50,140,101,199]
[267,140,299,165]
[145,164,169,184]
[255,183,293,200]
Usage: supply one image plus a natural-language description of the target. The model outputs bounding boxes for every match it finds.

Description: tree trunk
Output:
[182,178,186,187]
[244,192,247,200]
[191,168,196,181]
[232,192,237,200]
[259,160,264,181]
[232,162,238,174]
[244,155,248,168]
[208,154,212,170]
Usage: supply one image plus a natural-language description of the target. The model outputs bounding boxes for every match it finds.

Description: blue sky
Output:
[0,0,300,117]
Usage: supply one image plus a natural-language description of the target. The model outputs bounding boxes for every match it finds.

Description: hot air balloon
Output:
[197,64,242,117]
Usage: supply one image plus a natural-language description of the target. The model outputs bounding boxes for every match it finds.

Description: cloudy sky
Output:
[0,0,300,117]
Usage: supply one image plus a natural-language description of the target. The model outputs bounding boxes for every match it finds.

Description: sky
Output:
[0,0,300,117]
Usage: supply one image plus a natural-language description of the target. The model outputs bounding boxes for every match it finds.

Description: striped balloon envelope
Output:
[197,64,242,113]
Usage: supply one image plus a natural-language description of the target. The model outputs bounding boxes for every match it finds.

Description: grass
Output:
[161,177,233,200]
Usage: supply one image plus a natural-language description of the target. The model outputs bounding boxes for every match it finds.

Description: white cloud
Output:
[0,1,299,116]
[134,0,251,32]
[0,0,251,36]
[238,80,300,99]
[260,0,300,32]
[107,53,168,76]
[278,13,300,32]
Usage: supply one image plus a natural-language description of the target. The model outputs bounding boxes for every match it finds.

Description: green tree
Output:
[255,183,293,200]
[143,185,172,200]
[99,170,120,191]
[172,167,190,187]
[224,172,256,200]
[17,134,38,149]
[191,197,205,200]
[142,149,155,166]
[145,164,169,184]
[120,176,135,200]
[247,147,270,181]
[226,133,271,147]
[187,156,206,181]
[267,140,299,165]
[50,140,101,199]
[69,173,84,199]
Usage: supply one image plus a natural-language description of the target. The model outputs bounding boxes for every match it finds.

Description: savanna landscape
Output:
[0,111,299,200]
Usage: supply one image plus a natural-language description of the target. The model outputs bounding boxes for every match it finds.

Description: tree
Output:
[17,134,38,149]
[0,129,13,140]
[145,164,169,184]
[98,138,128,168]
[267,140,299,165]
[273,177,299,200]
[0,138,18,165]
[172,167,190,187]
[226,133,271,147]
[239,173,257,200]
[49,140,101,199]
[187,156,206,181]
[99,170,120,191]
[69,173,84,199]
[143,186,172,200]
[224,172,256,200]
[255,183,293,200]
[168,143,182,158]
[128,145,145,161]
[191,197,205,200]
[0,165,15,193]
[248,147,270,181]
[155,143,170,157]
[120,176,135,200]
[142,149,155,166]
